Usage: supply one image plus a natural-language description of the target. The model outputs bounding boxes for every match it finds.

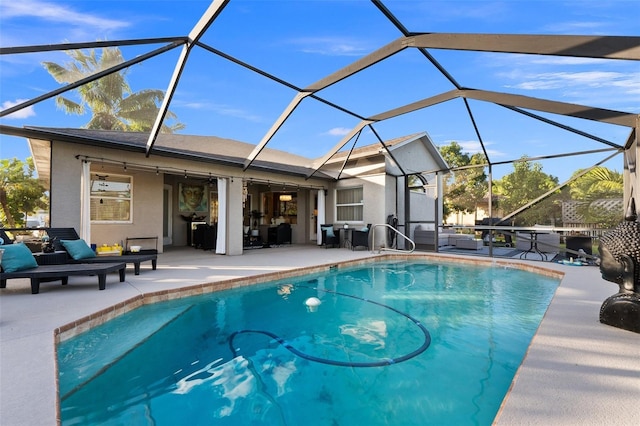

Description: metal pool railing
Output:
[371,223,415,253]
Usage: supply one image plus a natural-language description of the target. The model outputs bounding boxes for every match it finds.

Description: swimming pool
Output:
[57,259,560,425]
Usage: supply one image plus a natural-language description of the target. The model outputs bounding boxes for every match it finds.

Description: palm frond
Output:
[55,97,84,115]
[42,62,83,84]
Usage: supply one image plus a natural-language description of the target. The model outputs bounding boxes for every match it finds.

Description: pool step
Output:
[58,304,194,399]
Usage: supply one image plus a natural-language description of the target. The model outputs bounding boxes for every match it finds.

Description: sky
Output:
[1,0,638,182]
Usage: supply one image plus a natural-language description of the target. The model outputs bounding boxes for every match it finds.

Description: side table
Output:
[340,228,353,249]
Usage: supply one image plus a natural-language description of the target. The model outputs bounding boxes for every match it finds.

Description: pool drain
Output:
[228,285,431,367]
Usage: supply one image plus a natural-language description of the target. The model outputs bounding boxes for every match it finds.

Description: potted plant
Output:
[250,210,263,236]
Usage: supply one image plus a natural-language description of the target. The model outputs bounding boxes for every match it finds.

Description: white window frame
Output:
[335,186,364,223]
[90,172,133,223]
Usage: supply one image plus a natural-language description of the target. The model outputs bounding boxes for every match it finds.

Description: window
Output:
[90,173,132,222]
[408,174,426,193]
[336,187,363,222]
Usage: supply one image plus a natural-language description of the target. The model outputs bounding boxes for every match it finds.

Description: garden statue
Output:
[598,198,640,333]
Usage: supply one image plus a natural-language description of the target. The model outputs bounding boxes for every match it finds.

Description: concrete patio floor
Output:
[1,245,638,425]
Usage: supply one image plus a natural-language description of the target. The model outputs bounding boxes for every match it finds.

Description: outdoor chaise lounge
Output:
[413,225,475,249]
[0,243,126,294]
[45,228,157,275]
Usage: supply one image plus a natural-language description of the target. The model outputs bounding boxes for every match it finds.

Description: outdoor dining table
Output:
[469,225,596,260]
[518,230,548,261]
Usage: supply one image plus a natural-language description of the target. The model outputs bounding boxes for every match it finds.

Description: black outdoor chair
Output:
[194,223,217,250]
[275,223,292,245]
[0,229,14,246]
[321,224,339,248]
[351,224,371,251]
[565,235,593,259]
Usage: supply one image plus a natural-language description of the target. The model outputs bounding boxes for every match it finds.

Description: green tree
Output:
[0,158,48,228]
[42,46,185,132]
[568,166,623,228]
[494,157,561,226]
[439,142,488,221]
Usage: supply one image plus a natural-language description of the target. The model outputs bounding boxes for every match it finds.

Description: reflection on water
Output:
[339,319,388,350]
[174,357,255,416]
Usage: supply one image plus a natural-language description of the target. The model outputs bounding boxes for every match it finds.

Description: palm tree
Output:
[569,167,623,200]
[569,166,623,228]
[42,47,184,132]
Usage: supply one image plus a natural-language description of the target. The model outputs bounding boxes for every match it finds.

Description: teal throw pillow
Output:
[361,226,369,232]
[321,226,335,238]
[0,243,38,273]
[61,239,97,260]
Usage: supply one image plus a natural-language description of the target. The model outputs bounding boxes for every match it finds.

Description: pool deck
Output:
[1,245,638,425]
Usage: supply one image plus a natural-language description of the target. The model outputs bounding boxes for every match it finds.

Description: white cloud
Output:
[507,71,640,93]
[443,140,507,158]
[0,0,129,31]
[173,98,264,123]
[495,57,640,108]
[326,127,351,136]
[542,21,608,34]
[214,104,263,123]
[1,99,36,119]
[181,102,209,109]
[288,37,372,56]
[527,57,610,66]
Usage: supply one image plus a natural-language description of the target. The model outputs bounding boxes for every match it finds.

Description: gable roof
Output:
[326,132,449,176]
[13,126,446,185]
[19,126,333,181]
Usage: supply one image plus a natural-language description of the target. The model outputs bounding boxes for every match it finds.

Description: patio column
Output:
[216,178,227,254]
[80,160,91,244]
[317,189,326,245]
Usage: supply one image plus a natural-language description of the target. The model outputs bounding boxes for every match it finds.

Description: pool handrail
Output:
[371,223,415,253]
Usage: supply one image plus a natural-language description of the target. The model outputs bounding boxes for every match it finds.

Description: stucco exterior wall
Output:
[50,142,164,252]
[50,143,82,229]
[94,168,163,251]
[385,135,445,176]
[334,173,387,248]
[48,140,325,254]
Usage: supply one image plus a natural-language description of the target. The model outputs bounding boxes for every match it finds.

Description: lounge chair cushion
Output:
[321,226,335,238]
[61,239,97,260]
[0,243,38,273]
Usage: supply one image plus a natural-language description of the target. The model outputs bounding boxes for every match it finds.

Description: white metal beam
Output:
[243,91,312,170]
[409,33,640,60]
[145,0,230,155]
[308,120,374,177]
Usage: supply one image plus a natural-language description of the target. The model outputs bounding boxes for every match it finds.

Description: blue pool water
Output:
[58,260,559,425]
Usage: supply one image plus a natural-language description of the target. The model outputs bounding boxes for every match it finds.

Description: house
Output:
[322,132,448,249]
[22,127,447,254]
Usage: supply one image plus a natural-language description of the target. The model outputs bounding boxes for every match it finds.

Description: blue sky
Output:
[1,0,638,182]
